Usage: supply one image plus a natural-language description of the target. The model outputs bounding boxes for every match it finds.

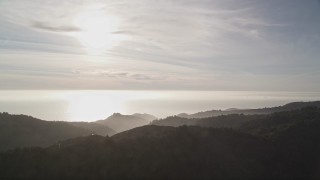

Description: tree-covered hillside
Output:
[0,126,276,180]
[1,105,320,179]
[177,101,320,118]
[0,113,114,151]
[1,106,320,180]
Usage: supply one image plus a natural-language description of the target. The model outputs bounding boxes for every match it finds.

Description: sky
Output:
[1,0,320,91]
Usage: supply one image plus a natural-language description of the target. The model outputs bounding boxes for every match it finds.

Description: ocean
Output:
[0,90,319,122]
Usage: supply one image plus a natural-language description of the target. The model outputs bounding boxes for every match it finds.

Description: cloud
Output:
[130,74,154,80]
[31,21,81,33]
[73,69,166,81]
[0,0,280,57]
[1,0,320,91]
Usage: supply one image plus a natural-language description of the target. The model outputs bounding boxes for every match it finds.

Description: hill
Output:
[177,101,320,118]
[151,115,196,127]
[1,104,320,179]
[67,122,116,136]
[239,106,320,178]
[0,112,114,151]
[152,102,320,129]
[0,125,275,179]
[67,122,117,136]
[96,113,151,132]
[151,114,263,129]
[132,113,157,121]
[1,106,320,179]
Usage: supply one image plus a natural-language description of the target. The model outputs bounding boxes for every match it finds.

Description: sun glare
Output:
[64,91,128,121]
[62,91,162,121]
[73,6,124,55]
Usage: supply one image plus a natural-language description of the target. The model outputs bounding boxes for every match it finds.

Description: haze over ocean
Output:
[0,90,319,121]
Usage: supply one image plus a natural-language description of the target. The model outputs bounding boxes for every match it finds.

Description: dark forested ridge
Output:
[0,111,155,151]
[0,113,115,151]
[152,102,320,130]
[1,116,320,179]
[1,103,320,179]
[177,101,320,118]
[0,126,276,180]
[68,121,117,136]
[151,113,257,128]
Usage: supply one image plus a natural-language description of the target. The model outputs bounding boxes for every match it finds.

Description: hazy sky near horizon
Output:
[1,0,320,91]
[2,90,320,121]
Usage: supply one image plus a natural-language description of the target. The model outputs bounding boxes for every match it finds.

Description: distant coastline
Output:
[0,90,319,122]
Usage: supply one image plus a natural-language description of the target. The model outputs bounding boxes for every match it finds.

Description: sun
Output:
[65,91,124,121]
[73,6,123,55]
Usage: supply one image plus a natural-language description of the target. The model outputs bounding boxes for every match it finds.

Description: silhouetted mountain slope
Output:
[0,126,276,180]
[239,107,320,179]
[178,101,320,118]
[151,115,196,127]
[132,113,157,121]
[0,112,113,151]
[1,105,320,179]
[152,104,320,130]
[96,113,150,133]
[68,122,116,136]
[239,106,320,138]
[111,125,177,142]
[2,112,320,180]
[178,110,226,118]
[196,114,263,129]
[151,114,263,129]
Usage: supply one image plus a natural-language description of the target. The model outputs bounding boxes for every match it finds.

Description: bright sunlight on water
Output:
[0,90,320,122]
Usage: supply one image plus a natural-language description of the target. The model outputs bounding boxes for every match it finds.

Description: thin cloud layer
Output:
[31,21,81,33]
[0,0,320,91]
